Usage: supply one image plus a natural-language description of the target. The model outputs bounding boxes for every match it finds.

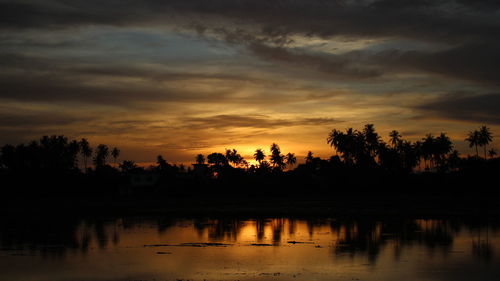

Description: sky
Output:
[1,0,499,164]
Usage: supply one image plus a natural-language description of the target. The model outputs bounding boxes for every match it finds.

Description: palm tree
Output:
[269,143,285,170]
[447,150,461,170]
[80,138,92,172]
[285,152,297,168]
[488,149,497,159]
[389,130,402,148]
[195,154,205,164]
[401,141,420,172]
[225,148,244,167]
[207,152,228,167]
[327,128,358,165]
[111,147,120,165]
[363,124,380,158]
[421,134,435,169]
[327,129,341,155]
[157,155,169,171]
[479,126,493,159]
[69,140,80,168]
[119,160,138,173]
[305,151,314,164]
[465,130,480,157]
[94,144,109,168]
[254,149,265,164]
[434,133,453,169]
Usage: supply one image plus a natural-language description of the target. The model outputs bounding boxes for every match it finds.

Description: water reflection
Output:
[0,216,499,281]
[472,227,494,261]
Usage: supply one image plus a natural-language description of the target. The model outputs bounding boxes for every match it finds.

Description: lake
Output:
[1,216,499,281]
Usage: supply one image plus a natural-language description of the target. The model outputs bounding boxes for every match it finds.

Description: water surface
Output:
[1,217,499,281]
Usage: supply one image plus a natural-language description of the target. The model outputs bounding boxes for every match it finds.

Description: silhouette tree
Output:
[80,138,92,172]
[0,136,81,172]
[363,124,380,158]
[269,143,286,171]
[305,151,314,164]
[327,129,349,163]
[0,144,16,170]
[466,130,480,157]
[327,125,381,167]
[285,152,297,168]
[225,148,244,167]
[257,160,271,173]
[111,147,120,165]
[69,140,81,167]
[327,128,362,165]
[119,160,138,173]
[240,159,249,169]
[156,155,169,171]
[179,164,186,173]
[447,150,461,170]
[479,126,493,159]
[196,154,205,164]
[421,134,435,169]
[39,135,79,171]
[398,140,420,173]
[389,130,402,148]
[207,153,228,167]
[434,133,453,169]
[94,144,109,168]
[254,149,265,164]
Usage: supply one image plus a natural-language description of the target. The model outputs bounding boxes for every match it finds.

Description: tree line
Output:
[0,124,496,176]
[191,124,495,175]
[0,136,121,173]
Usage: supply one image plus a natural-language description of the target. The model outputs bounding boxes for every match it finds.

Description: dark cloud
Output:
[1,0,499,44]
[0,53,254,106]
[455,0,500,11]
[0,71,312,107]
[0,109,97,144]
[414,93,500,124]
[2,1,500,84]
[181,114,342,130]
[242,40,500,84]
[247,43,382,80]
[376,44,500,85]
[0,74,164,105]
[0,111,94,128]
[0,53,343,106]
[195,23,500,84]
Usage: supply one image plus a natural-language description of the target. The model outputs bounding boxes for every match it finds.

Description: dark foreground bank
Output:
[3,193,500,219]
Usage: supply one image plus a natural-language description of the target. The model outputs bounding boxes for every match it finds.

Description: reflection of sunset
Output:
[3,217,499,281]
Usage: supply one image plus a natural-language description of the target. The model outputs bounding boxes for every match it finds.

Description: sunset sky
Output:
[1,0,499,164]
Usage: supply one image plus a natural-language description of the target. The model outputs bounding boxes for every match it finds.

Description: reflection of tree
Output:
[288,219,297,236]
[330,219,459,264]
[156,217,176,234]
[205,219,244,241]
[417,220,453,256]
[472,225,494,262]
[0,217,120,258]
[331,220,383,263]
[256,219,267,242]
[306,219,329,238]
[272,219,285,245]
[2,216,497,264]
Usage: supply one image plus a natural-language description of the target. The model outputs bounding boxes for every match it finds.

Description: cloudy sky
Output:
[1,0,499,164]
